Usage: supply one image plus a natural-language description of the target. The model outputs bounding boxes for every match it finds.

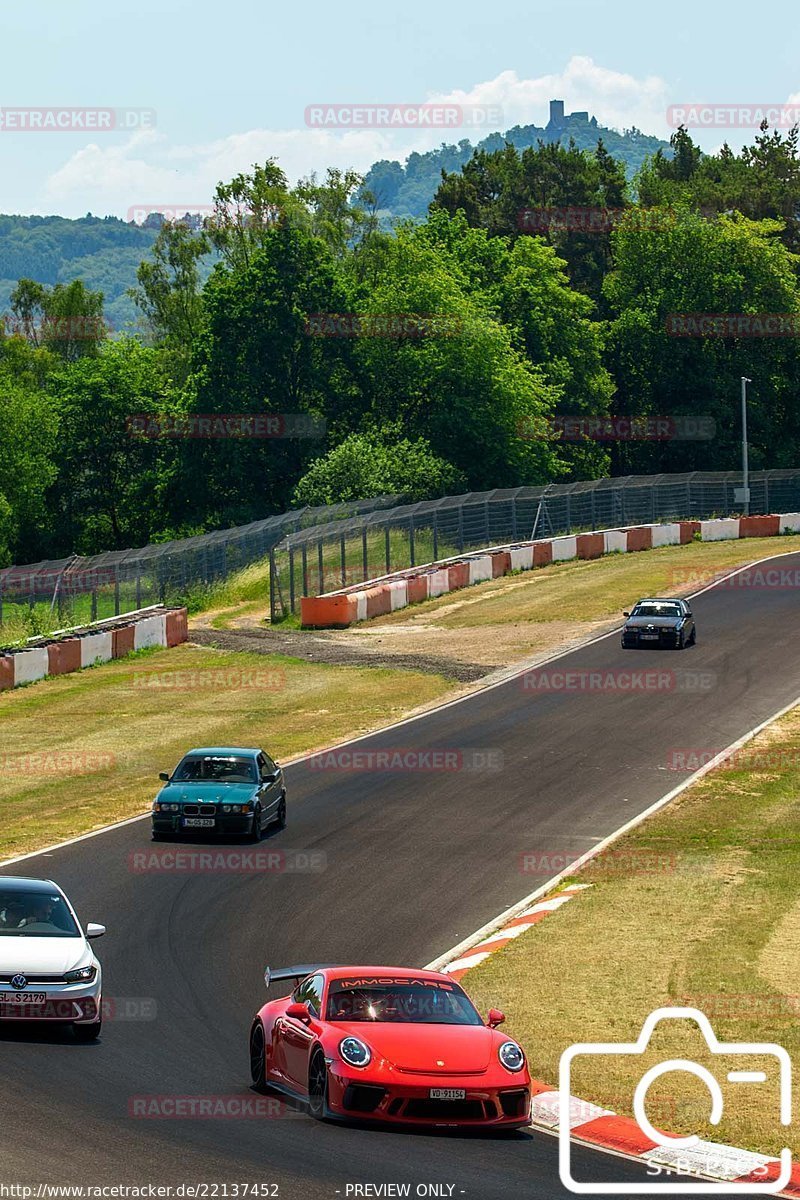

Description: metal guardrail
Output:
[269,470,800,620]
[0,496,401,628]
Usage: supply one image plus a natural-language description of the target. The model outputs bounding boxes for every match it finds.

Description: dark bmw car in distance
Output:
[152,747,286,841]
[621,598,696,650]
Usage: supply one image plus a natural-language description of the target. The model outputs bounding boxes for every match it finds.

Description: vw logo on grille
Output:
[11,974,28,990]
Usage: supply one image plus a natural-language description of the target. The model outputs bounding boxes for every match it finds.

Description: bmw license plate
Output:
[430,1088,465,1100]
[182,817,215,828]
[0,992,46,1006]
[640,634,659,640]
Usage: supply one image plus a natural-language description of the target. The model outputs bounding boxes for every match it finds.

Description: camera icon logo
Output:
[559,1007,792,1194]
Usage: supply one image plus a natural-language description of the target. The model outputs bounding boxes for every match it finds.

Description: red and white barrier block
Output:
[0,606,188,692]
[300,513,800,628]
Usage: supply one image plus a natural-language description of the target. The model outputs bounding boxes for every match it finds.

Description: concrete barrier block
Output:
[134,613,168,650]
[491,551,511,578]
[300,595,357,628]
[13,647,49,686]
[510,546,534,572]
[701,518,740,541]
[407,575,429,604]
[356,593,368,622]
[533,541,553,567]
[651,523,682,547]
[112,624,136,658]
[468,556,493,584]
[448,562,470,590]
[576,533,604,560]
[429,568,451,598]
[739,515,779,538]
[47,639,82,676]
[165,608,189,647]
[679,521,702,544]
[627,526,653,552]
[779,512,800,533]
[604,529,628,554]
[551,536,577,562]
[0,655,14,691]
[365,586,392,619]
[80,631,113,668]
[388,580,408,611]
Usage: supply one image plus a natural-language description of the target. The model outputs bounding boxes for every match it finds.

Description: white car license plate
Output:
[183,817,215,828]
[430,1088,465,1100]
[641,634,659,640]
[0,992,46,1006]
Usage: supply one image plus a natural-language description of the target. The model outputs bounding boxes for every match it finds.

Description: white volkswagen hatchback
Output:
[0,876,105,1041]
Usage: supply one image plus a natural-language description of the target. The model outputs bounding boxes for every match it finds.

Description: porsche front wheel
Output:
[250,1022,267,1092]
[308,1048,328,1119]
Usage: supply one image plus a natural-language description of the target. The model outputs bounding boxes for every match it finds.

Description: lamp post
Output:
[741,376,751,516]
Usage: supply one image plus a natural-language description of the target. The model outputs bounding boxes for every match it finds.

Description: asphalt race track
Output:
[3,554,800,1199]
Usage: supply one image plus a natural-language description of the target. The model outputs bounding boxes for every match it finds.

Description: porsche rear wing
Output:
[264,964,340,989]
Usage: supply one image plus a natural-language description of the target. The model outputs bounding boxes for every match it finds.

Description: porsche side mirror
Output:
[486,1008,505,1028]
[86,923,106,940]
[159,772,170,782]
[286,1002,311,1022]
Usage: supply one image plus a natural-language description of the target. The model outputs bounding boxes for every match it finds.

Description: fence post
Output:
[289,547,296,615]
[565,493,571,533]
[458,505,464,553]
[340,534,346,587]
[764,474,770,514]
[301,543,308,598]
[318,539,324,595]
[511,497,518,541]
[114,565,120,615]
[269,549,277,623]
[484,501,490,544]
[432,511,439,560]
[91,588,98,622]
[409,515,416,566]
[135,566,142,610]
[362,528,368,581]
[385,525,391,574]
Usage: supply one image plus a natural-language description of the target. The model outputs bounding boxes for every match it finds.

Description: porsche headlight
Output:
[499,1041,525,1072]
[65,965,97,984]
[339,1036,371,1067]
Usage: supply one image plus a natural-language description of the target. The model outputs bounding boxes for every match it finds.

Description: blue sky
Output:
[2,0,799,217]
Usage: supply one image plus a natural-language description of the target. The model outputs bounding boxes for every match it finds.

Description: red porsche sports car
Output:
[249,964,531,1128]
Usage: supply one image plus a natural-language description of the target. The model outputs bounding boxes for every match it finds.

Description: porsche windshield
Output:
[0,889,80,937]
[326,982,483,1024]
[632,603,682,618]
[173,756,257,783]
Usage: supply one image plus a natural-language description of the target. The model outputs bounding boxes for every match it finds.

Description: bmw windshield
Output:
[172,755,257,783]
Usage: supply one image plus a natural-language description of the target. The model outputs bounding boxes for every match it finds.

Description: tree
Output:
[130,221,210,382]
[0,371,59,563]
[8,278,107,360]
[292,430,466,505]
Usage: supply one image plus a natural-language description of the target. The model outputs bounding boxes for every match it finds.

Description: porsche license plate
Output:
[0,992,46,1006]
[430,1088,465,1100]
[182,817,215,828]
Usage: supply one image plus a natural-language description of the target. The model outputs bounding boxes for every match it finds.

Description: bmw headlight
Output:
[65,965,97,984]
[222,805,231,813]
[498,1041,525,1072]
[339,1036,371,1067]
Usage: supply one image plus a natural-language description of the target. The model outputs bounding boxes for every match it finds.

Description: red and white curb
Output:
[434,884,800,1195]
[440,884,591,980]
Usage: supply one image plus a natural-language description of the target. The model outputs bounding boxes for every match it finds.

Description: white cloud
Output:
[41,57,675,218]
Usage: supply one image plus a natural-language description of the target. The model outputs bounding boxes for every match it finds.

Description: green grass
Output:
[0,643,450,860]
[464,706,800,1157]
